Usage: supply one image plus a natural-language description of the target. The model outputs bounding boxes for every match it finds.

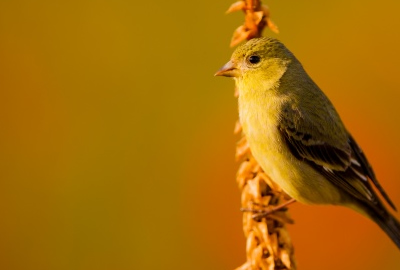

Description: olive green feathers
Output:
[216,37,400,250]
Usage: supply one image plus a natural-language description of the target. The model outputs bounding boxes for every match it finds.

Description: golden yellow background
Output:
[0,0,399,269]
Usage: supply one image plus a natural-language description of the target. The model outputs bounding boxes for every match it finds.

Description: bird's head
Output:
[215,37,294,81]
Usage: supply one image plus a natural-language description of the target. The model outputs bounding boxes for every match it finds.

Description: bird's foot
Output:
[241,198,296,220]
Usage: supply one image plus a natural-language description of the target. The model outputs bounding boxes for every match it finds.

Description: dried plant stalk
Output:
[226,1,296,269]
[227,0,279,47]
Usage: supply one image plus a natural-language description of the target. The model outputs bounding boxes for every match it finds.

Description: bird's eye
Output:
[248,55,260,64]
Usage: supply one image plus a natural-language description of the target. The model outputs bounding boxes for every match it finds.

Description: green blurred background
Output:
[0,0,400,269]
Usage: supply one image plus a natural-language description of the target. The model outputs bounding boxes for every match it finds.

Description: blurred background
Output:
[0,0,400,269]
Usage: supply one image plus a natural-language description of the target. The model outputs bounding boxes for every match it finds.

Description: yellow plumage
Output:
[216,37,400,250]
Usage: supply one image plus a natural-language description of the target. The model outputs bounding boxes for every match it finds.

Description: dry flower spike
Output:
[227,0,279,47]
[226,1,296,269]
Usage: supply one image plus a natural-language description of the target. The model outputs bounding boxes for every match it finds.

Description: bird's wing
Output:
[278,105,396,210]
[348,134,396,210]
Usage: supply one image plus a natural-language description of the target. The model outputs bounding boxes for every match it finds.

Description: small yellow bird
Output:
[216,37,400,249]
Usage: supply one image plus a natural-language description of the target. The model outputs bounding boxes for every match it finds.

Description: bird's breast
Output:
[238,90,283,167]
[237,89,343,205]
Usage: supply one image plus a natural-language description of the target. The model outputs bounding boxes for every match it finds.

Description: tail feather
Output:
[367,207,400,250]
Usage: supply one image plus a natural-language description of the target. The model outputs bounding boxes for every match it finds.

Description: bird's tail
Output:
[366,205,400,250]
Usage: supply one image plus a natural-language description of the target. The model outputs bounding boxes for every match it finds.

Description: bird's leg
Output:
[241,198,296,219]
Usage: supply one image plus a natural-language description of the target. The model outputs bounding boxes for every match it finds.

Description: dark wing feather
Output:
[348,134,397,210]
[279,108,396,211]
[285,135,350,170]
[280,125,375,205]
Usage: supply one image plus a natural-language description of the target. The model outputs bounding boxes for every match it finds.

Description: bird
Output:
[215,37,400,249]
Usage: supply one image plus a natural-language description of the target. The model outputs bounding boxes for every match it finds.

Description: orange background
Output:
[0,0,399,269]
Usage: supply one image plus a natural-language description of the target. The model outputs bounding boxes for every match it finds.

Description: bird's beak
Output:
[214,60,239,77]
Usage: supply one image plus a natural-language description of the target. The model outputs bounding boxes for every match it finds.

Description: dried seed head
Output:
[228,1,295,268]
